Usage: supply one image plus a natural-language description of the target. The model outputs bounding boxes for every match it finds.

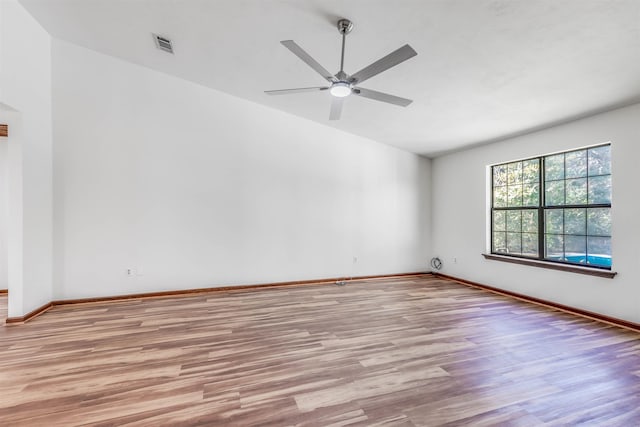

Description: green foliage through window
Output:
[491,144,611,269]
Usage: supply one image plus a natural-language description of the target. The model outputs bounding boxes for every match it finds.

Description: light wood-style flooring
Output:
[1,275,639,426]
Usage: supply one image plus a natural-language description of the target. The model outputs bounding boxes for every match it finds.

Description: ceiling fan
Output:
[265,19,417,120]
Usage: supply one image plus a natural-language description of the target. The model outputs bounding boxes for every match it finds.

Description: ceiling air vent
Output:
[153,34,174,54]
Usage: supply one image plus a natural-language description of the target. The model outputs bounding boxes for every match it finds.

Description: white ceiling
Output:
[19,0,640,156]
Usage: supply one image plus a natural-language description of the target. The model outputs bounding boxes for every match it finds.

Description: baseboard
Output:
[434,272,640,333]
[5,302,53,325]
[55,271,429,306]
[0,289,7,295]
[5,271,430,324]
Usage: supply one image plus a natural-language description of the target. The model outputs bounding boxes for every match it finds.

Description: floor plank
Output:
[0,276,638,426]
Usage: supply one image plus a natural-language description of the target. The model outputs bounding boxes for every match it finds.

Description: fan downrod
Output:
[337,19,353,35]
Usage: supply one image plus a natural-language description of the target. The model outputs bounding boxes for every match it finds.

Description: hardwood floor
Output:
[0,275,638,426]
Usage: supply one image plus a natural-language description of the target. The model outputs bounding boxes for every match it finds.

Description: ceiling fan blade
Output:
[265,87,329,95]
[349,44,417,85]
[353,87,413,107]
[329,97,344,120]
[281,40,337,83]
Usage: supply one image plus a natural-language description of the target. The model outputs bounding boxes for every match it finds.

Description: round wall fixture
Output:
[430,257,443,270]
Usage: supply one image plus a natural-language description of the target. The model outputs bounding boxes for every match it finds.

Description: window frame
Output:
[490,143,612,271]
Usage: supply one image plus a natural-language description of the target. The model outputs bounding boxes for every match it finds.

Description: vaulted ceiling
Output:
[19,0,640,156]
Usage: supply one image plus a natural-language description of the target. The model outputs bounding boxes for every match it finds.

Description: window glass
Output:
[491,144,611,269]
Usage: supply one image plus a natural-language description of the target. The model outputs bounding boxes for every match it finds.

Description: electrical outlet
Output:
[126,267,144,276]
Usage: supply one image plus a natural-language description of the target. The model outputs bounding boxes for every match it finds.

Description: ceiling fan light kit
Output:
[329,82,352,97]
[265,18,417,120]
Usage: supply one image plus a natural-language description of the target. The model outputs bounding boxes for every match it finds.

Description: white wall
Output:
[0,0,54,317]
[3,4,637,325]
[432,103,640,324]
[52,40,431,299]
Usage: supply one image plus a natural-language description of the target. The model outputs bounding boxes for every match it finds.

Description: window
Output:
[491,144,611,269]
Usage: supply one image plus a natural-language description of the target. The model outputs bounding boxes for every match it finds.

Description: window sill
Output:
[482,254,617,279]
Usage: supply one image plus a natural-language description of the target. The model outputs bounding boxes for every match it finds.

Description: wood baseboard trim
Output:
[0,289,7,295]
[434,273,640,333]
[5,271,430,324]
[5,302,53,325]
[55,271,430,306]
